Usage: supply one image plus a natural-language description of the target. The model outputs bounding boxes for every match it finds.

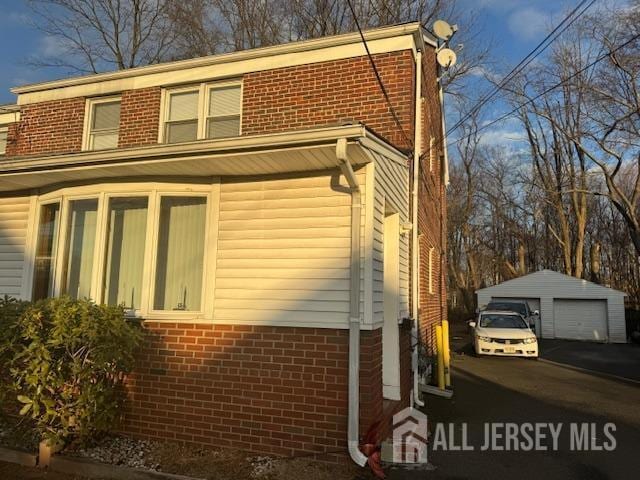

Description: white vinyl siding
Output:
[0,196,32,298]
[371,151,410,328]
[214,171,365,328]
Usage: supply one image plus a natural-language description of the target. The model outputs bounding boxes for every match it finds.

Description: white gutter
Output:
[337,137,368,467]
[412,51,425,408]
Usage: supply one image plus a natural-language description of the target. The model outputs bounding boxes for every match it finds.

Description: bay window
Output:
[32,203,60,301]
[62,199,98,299]
[162,81,242,143]
[30,185,211,317]
[103,197,148,310]
[153,197,206,311]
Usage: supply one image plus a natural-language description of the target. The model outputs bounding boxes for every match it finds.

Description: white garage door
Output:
[553,299,608,341]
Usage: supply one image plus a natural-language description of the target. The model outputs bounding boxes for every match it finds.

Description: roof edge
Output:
[12,23,432,95]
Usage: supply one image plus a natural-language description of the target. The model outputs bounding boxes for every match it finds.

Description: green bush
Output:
[8,297,143,445]
[0,295,30,409]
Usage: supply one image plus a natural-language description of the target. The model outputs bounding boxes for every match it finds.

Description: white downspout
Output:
[412,50,425,408]
[337,137,368,467]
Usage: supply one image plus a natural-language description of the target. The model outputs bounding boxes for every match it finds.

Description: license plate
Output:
[504,346,516,353]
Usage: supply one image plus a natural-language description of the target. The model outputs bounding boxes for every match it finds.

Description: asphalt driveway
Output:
[388,327,640,480]
[539,339,640,382]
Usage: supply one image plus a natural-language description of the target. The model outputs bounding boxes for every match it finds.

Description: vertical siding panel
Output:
[0,196,32,298]
[372,152,410,327]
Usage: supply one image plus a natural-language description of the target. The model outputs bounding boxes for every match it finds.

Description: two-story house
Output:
[0,23,447,465]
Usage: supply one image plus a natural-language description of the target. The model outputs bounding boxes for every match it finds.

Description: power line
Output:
[445,0,598,143]
[345,0,414,149]
[446,31,640,151]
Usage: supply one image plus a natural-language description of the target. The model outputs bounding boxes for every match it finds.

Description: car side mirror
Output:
[475,307,479,314]
[468,321,476,328]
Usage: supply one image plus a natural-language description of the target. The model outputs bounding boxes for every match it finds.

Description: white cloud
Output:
[508,7,550,41]
[39,35,69,57]
[478,117,527,148]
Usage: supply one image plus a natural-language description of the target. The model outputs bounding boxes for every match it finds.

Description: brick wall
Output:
[242,51,415,151]
[416,50,447,354]
[7,98,85,156]
[124,323,409,460]
[119,87,161,148]
[7,50,415,157]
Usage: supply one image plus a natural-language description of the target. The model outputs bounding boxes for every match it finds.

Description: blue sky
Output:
[0,0,573,108]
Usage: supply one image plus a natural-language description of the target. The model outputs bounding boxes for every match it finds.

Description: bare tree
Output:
[27,0,176,73]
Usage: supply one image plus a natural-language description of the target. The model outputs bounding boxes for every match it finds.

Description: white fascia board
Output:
[0,109,20,124]
[13,24,425,105]
[0,124,407,174]
[0,125,366,172]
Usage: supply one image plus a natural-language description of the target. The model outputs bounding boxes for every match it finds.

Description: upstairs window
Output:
[207,85,241,139]
[85,97,121,150]
[166,89,199,143]
[0,125,7,155]
[162,81,242,144]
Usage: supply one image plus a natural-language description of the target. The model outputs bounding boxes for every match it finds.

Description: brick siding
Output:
[124,323,410,460]
[7,98,85,156]
[118,87,161,148]
[416,50,448,354]
[242,51,415,151]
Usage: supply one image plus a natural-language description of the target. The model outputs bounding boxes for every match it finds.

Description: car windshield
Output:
[487,302,527,316]
[479,314,528,329]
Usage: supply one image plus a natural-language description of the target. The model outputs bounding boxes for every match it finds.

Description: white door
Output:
[553,299,608,341]
[382,213,401,400]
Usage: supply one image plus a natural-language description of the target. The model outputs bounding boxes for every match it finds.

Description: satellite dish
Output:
[433,20,455,41]
[436,48,457,68]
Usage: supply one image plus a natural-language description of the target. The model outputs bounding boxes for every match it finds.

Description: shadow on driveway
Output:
[539,339,640,382]
[388,350,640,480]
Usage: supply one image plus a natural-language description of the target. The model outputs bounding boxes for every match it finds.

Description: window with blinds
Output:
[165,90,199,143]
[162,82,241,143]
[0,126,7,155]
[207,85,241,139]
[31,188,209,315]
[86,98,121,150]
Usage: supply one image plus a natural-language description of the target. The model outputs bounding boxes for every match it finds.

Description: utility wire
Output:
[444,0,598,145]
[445,31,640,151]
[345,0,414,149]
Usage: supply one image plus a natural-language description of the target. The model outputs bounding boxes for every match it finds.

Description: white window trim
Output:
[158,79,243,144]
[82,96,122,151]
[0,124,8,155]
[27,181,219,321]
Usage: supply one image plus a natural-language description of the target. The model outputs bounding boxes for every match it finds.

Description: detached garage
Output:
[476,270,627,343]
